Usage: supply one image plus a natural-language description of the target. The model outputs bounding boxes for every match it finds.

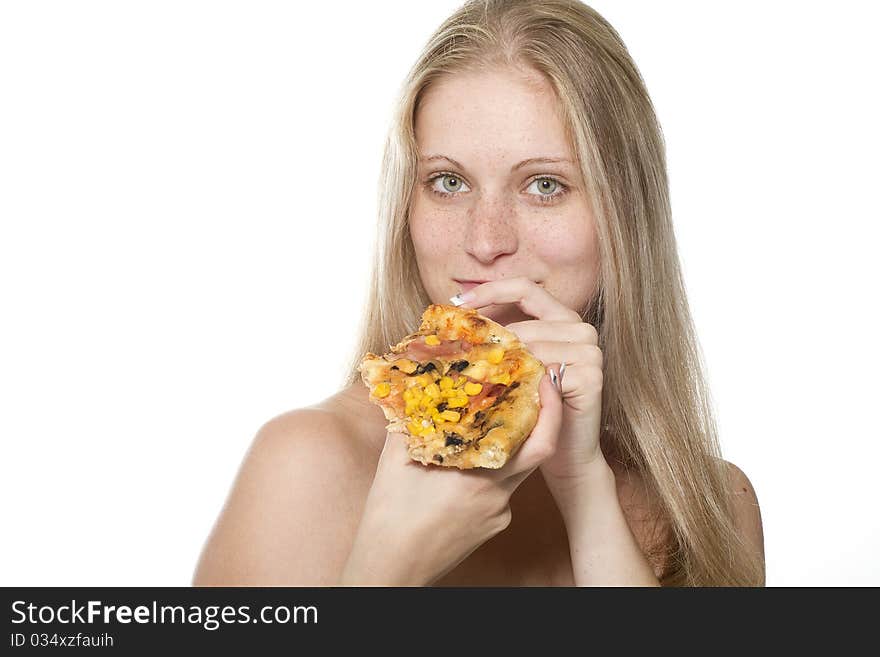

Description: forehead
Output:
[414,66,572,161]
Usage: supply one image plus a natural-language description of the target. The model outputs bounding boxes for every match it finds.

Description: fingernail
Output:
[548,368,559,390]
[449,290,476,307]
[558,362,566,386]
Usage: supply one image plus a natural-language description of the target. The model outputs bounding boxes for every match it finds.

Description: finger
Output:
[453,276,580,323]
[493,372,564,490]
[517,341,604,373]
[504,319,599,346]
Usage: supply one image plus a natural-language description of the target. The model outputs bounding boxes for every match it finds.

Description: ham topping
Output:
[466,381,507,413]
[402,338,473,362]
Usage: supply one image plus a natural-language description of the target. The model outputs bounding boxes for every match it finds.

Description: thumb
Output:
[380,430,412,467]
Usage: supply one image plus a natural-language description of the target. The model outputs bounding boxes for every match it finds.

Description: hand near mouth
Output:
[450,276,606,501]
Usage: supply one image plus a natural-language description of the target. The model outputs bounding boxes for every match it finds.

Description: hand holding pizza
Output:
[456,277,607,496]
[341,373,563,585]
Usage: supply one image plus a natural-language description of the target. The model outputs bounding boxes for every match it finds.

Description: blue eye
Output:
[429,174,470,196]
[527,177,559,196]
[440,175,465,193]
[524,177,568,204]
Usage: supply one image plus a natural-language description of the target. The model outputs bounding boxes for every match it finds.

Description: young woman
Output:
[193,0,765,587]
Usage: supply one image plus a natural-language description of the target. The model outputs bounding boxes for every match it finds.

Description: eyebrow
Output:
[419,154,574,172]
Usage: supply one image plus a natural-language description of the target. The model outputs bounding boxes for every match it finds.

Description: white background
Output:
[1,1,877,586]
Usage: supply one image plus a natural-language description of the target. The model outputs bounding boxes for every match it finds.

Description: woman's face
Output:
[410,65,599,325]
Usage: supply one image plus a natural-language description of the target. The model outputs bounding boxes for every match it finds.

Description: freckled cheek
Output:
[409,210,463,262]
[525,219,600,309]
[526,221,597,266]
[409,210,463,302]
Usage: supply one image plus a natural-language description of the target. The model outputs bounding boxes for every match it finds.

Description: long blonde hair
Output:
[344,0,763,586]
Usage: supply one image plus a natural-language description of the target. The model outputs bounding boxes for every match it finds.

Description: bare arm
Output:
[554,458,766,587]
[551,458,661,587]
[192,409,374,586]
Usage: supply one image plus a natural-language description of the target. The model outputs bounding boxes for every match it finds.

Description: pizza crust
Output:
[359,304,544,469]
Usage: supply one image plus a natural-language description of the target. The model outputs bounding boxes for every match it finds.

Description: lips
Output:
[453,279,489,294]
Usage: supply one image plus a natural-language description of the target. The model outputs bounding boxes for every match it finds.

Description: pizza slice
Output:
[359,303,545,469]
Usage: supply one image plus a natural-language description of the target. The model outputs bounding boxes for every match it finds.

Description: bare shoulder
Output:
[192,390,383,586]
[723,459,765,572]
[250,403,379,479]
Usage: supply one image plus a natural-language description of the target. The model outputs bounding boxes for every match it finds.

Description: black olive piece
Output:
[445,433,464,446]
[448,360,469,372]
[436,402,448,413]
[433,454,444,463]
[390,365,399,371]
[415,361,437,375]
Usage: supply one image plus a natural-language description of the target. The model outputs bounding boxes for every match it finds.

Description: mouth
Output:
[452,278,545,296]
[453,279,490,294]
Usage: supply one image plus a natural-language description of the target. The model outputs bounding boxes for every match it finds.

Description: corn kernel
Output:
[489,372,511,385]
[424,335,441,346]
[407,421,421,434]
[487,347,505,364]
[416,373,435,387]
[441,388,456,399]
[447,396,468,408]
[440,410,461,422]
[439,376,454,390]
[424,382,441,399]
[395,359,418,374]
[456,376,466,386]
[373,382,391,398]
[405,401,418,415]
[463,382,483,396]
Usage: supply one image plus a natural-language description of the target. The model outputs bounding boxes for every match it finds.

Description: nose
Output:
[463,194,519,264]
